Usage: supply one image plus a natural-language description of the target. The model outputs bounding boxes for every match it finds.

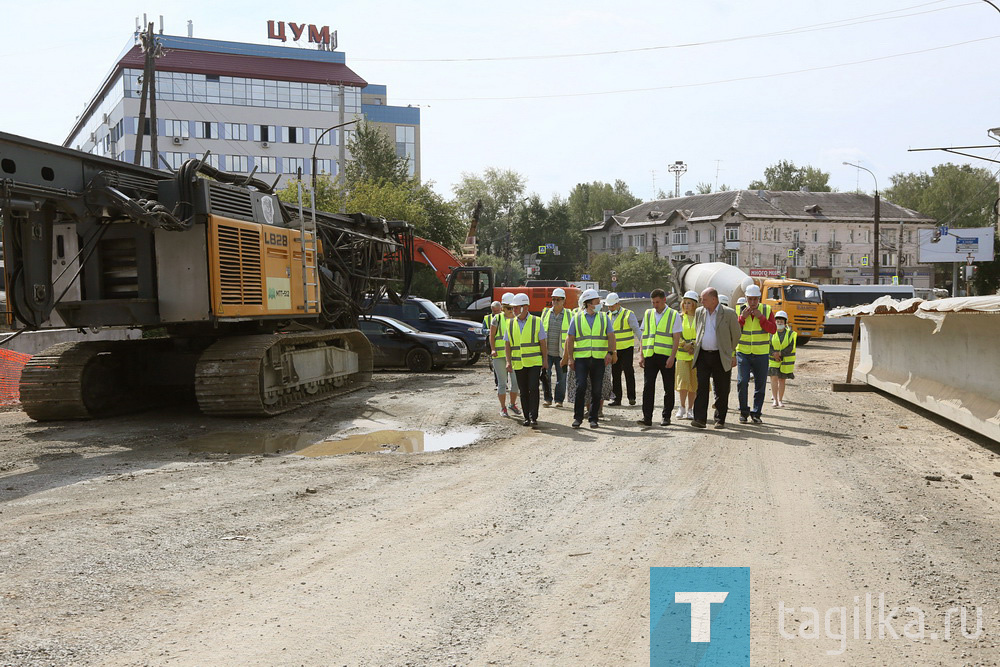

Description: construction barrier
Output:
[0,348,30,405]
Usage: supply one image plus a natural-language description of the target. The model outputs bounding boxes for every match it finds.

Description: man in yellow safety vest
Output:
[563,289,617,429]
[540,287,573,408]
[605,292,641,407]
[636,288,683,427]
[736,283,777,424]
[505,293,548,427]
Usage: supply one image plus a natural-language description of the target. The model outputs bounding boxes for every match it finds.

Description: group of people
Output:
[484,284,797,430]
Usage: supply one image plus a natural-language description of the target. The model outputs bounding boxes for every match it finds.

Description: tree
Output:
[566,180,643,230]
[475,252,525,288]
[885,163,1000,294]
[577,251,672,293]
[748,160,832,192]
[343,119,410,187]
[452,168,527,259]
[512,195,587,281]
[696,182,713,195]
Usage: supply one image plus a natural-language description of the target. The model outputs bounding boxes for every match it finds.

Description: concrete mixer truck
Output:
[671,260,824,344]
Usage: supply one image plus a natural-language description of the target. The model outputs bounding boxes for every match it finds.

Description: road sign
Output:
[546,243,555,250]
[940,225,949,237]
[611,281,618,289]
[891,275,899,285]
[538,245,546,254]
[611,270,618,278]
[861,256,870,266]
[787,249,795,259]
[956,237,979,252]
[581,274,591,280]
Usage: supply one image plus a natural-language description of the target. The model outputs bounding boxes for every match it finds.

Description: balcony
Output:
[828,240,842,252]
[724,239,741,251]
[671,243,689,252]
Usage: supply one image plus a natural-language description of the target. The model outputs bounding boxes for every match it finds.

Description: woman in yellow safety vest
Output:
[505,292,548,427]
[768,310,797,408]
[674,291,699,420]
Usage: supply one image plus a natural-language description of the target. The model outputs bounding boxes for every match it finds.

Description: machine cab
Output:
[445,266,495,321]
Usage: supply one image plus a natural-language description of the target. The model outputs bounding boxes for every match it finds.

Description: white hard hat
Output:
[745,284,762,297]
[501,292,515,305]
[683,290,699,301]
[512,293,530,306]
[775,310,788,320]
[551,287,566,298]
[605,292,620,305]
[737,297,747,305]
[580,288,600,303]
[719,295,730,305]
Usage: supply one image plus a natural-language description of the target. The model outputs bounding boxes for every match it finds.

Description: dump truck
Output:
[671,260,824,344]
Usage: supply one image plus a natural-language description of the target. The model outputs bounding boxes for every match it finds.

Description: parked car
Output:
[371,296,487,364]
[358,315,468,372]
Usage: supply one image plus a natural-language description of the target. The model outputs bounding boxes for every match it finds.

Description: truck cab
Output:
[761,279,824,344]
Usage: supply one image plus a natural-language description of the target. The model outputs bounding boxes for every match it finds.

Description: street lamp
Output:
[311,119,360,199]
[843,162,881,285]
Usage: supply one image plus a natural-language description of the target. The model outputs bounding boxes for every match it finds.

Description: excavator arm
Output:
[412,236,466,287]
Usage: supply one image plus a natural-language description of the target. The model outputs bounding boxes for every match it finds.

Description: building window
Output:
[753,253,761,267]
[195,121,217,139]
[139,150,151,167]
[726,250,739,265]
[224,123,247,141]
[395,125,416,177]
[848,254,855,267]
[285,157,305,175]
[809,253,818,267]
[313,128,336,146]
[601,237,607,249]
[203,154,220,169]
[672,228,688,244]
[637,234,646,249]
[165,119,189,138]
[708,253,716,262]
[227,155,249,172]
[694,230,700,243]
[907,231,913,243]
[794,251,804,267]
[315,159,336,175]
[610,235,622,249]
[257,156,277,173]
[831,253,840,266]
[812,230,819,242]
[254,125,277,143]
[284,126,304,144]
[709,228,716,242]
[162,152,186,169]
[773,253,780,266]
[725,225,739,241]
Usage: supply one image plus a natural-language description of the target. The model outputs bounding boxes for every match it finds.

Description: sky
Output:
[3,0,1000,204]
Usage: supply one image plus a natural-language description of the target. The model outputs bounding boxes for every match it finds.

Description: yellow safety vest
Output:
[676,313,697,362]
[769,329,797,373]
[509,315,543,370]
[641,308,678,358]
[572,311,609,359]
[490,314,511,348]
[610,307,636,351]
[541,307,573,351]
[737,304,773,355]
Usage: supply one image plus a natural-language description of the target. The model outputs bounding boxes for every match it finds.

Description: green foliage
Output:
[408,264,446,301]
[344,119,410,187]
[566,180,643,230]
[513,195,587,281]
[696,182,713,195]
[884,163,997,229]
[475,252,525,288]
[749,160,832,192]
[579,252,672,293]
[452,168,527,257]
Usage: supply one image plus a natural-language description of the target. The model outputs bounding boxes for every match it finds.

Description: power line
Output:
[354,1,973,63]
[402,35,1000,102]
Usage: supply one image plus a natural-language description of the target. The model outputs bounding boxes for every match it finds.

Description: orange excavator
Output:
[409,201,581,320]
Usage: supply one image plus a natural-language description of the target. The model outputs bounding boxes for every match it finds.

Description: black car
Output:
[371,296,488,365]
[358,315,468,372]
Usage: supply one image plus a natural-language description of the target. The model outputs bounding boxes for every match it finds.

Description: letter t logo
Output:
[675,591,729,642]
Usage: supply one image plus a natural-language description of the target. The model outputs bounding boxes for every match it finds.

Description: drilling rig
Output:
[0,131,412,420]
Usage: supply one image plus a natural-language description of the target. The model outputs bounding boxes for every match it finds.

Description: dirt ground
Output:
[2,336,999,666]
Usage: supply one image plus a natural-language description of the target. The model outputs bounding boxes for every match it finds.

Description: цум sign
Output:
[267,21,337,48]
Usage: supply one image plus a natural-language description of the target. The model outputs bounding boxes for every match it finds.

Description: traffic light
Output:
[931,228,941,243]
[965,265,977,280]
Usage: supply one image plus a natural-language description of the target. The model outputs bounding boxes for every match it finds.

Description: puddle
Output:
[184,428,480,457]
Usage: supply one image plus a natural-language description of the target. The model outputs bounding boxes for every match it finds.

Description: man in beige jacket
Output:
[691,287,742,429]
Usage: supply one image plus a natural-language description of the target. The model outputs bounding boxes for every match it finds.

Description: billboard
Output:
[917,227,995,262]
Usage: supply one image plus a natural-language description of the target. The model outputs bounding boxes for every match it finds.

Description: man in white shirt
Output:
[691,287,742,429]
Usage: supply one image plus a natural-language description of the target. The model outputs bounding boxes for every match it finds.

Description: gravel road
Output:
[2,337,999,666]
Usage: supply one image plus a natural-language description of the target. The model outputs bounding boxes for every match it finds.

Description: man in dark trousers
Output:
[635,288,682,427]
[605,292,641,406]
[691,287,742,429]
[735,284,776,424]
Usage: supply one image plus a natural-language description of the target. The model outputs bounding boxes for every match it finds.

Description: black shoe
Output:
[739,415,749,424]
[629,399,636,406]
[572,419,582,428]
[530,420,539,428]
[660,418,671,426]
[607,401,622,407]
[751,415,763,425]
[713,421,725,429]
[589,421,599,429]
[636,419,652,427]
[691,420,707,429]
[523,419,532,427]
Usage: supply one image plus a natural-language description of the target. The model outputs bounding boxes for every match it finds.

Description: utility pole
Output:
[132,22,165,167]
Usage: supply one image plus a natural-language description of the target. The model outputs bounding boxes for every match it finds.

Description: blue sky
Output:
[3,0,999,203]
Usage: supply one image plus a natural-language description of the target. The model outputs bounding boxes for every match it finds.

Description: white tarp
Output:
[829,294,1000,318]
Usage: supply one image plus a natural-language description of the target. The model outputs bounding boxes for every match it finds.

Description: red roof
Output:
[118,45,367,87]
